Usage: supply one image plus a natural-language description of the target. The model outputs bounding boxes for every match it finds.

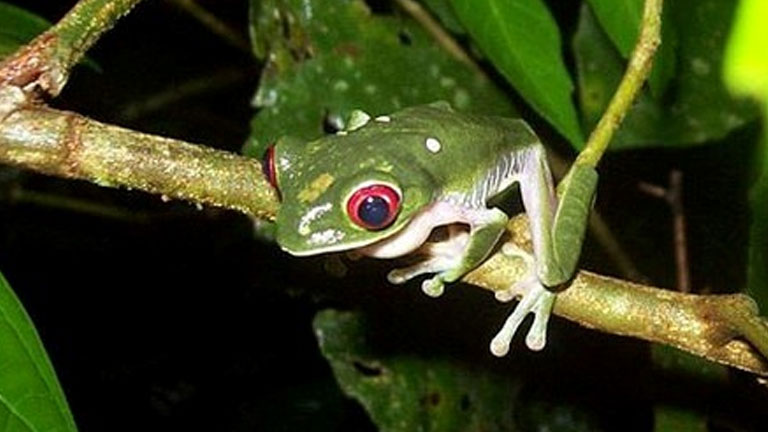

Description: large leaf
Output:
[0,272,77,431]
[0,2,51,59]
[313,310,520,432]
[585,0,677,97]
[449,0,584,147]
[574,0,758,150]
[245,0,516,158]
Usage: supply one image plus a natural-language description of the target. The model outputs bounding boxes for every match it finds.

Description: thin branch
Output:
[639,170,691,292]
[118,67,253,122]
[0,0,145,97]
[575,0,663,169]
[167,0,251,53]
[394,0,479,72]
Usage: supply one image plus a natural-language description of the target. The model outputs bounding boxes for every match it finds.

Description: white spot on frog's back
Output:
[299,202,332,236]
[346,110,371,131]
[425,137,442,153]
[308,229,345,247]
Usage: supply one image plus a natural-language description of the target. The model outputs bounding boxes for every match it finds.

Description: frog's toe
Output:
[490,280,555,356]
[421,275,445,298]
[387,257,452,285]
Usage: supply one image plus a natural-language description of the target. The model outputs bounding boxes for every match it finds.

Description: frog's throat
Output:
[359,200,469,259]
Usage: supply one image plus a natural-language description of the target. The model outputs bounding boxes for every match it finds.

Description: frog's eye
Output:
[262,144,279,190]
[346,184,401,230]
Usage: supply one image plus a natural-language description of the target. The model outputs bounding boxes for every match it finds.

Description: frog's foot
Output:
[495,242,536,302]
[387,256,455,297]
[490,271,556,356]
[386,227,469,298]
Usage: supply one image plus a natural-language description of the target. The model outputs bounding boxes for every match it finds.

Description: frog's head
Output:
[264,135,433,256]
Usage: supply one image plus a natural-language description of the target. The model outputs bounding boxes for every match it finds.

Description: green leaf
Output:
[0,2,51,59]
[449,0,584,147]
[0,272,77,432]
[723,0,768,100]
[585,0,677,97]
[573,0,758,150]
[313,310,519,432]
[245,0,515,158]
[584,0,643,57]
[724,0,768,311]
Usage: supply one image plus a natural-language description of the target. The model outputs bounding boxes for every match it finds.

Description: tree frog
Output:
[263,102,597,356]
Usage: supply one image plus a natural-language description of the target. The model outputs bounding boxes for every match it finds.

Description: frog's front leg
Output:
[490,145,598,355]
[385,207,508,297]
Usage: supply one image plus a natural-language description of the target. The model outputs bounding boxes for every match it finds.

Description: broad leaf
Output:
[245,0,515,158]
[314,310,519,432]
[450,0,584,147]
[0,272,77,431]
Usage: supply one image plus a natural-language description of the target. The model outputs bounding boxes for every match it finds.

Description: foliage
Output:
[0,271,77,432]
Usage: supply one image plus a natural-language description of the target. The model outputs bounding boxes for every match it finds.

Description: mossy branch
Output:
[1,0,767,376]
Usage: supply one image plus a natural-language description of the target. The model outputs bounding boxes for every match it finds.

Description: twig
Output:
[394,0,480,72]
[0,0,145,97]
[575,0,663,169]
[639,170,690,292]
[167,0,251,53]
[118,67,253,122]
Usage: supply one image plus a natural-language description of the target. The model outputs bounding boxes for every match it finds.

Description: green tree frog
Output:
[263,102,597,356]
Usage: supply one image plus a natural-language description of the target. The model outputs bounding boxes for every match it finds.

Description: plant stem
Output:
[464,215,768,376]
[0,0,144,96]
[0,105,279,220]
[575,0,663,168]
[168,0,251,53]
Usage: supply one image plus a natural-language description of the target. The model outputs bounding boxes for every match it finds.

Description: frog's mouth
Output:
[277,215,412,257]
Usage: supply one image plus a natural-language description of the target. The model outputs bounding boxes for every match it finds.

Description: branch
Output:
[575,0,663,169]
[0,0,145,97]
[0,103,279,220]
[464,216,768,376]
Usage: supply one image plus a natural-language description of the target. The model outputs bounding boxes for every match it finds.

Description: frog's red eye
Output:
[262,144,279,190]
[346,184,401,230]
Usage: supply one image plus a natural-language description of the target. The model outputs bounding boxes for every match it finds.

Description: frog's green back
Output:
[273,103,540,255]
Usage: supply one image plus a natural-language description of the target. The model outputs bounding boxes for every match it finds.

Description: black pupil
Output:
[358,196,390,227]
